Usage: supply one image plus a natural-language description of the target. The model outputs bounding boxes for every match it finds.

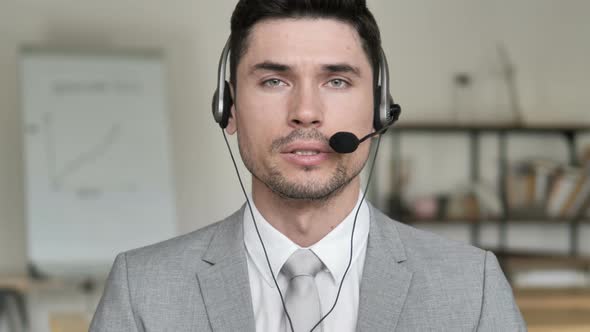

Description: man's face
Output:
[226,18,374,200]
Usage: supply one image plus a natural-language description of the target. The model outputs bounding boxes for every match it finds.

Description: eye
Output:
[262,78,286,87]
[327,78,349,88]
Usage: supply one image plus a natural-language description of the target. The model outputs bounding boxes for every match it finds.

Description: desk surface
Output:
[0,276,66,292]
[515,288,590,331]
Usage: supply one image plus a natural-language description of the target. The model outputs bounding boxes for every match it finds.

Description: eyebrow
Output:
[251,61,290,74]
[249,61,361,77]
[322,64,361,77]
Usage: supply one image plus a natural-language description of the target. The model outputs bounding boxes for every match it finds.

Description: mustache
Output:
[270,129,330,152]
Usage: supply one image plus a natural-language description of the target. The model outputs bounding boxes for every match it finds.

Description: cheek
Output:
[236,126,262,168]
[235,106,279,158]
[324,90,374,133]
[237,89,287,128]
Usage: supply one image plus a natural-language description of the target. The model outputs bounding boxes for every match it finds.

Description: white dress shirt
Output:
[243,192,370,332]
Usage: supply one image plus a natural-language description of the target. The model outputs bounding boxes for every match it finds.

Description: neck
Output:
[251,178,361,247]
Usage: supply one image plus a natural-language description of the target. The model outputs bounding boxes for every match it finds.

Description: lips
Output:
[291,150,321,156]
[282,141,331,154]
[280,141,332,167]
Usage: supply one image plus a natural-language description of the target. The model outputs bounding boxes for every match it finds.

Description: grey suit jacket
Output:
[90,204,526,331]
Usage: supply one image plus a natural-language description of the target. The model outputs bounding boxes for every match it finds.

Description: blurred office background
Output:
[0,0,589,331]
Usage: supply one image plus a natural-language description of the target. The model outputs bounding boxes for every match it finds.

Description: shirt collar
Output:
[243,192,370,287]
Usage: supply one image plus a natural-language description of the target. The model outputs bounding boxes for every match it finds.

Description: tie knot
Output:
[281,249,324,280]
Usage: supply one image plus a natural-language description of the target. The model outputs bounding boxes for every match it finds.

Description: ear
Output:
[225,83,237,135]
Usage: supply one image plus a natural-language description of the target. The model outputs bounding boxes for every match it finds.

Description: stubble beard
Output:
[239,129,366,202]
[262,160,351,201]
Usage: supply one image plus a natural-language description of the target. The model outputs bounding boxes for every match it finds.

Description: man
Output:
[91,0,526,331]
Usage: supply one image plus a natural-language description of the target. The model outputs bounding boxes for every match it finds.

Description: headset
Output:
[212,36,401,134]
[211,35,401,332]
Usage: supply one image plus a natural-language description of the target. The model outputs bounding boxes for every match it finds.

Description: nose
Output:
[287,83,324,128]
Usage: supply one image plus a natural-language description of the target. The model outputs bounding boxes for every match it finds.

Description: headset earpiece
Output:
[373,89,400,131]
[212,38,233,129]
[373,48,402,131]
[373,87,383,130]
[389,100,402,124]
[212,80,233,129]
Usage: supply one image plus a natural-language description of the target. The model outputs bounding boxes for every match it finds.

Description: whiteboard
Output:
[20,48,177,277]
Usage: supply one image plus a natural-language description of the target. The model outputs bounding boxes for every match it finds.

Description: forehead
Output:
[241,18,371,71]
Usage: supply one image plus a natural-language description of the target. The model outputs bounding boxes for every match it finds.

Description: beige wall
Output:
[0,0,243,274]
[1,0,589,274]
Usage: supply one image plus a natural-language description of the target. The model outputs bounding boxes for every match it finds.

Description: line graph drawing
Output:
[41,111,122,192]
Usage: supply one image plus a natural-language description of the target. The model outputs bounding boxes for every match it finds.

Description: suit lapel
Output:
[196,207,256,332]
[356,205,413,332]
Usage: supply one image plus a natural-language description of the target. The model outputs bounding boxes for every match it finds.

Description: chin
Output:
[273,173,354,201]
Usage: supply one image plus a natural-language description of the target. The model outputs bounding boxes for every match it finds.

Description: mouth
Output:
[282,141,332,154]
[280,142,332,167]
[290,150,322,156]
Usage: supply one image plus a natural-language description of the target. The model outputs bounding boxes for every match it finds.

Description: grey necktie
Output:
[281,249,324,332]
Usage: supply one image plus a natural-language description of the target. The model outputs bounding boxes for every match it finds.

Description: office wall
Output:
[1,0,589,275]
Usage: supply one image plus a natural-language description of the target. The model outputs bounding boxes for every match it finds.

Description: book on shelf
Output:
[546,166,581,218]
[397,145,590,222]
[407,182,501,221]
[545,163,590,219]
[560,164,590,218]
[505,158,590,219]
[506,159,561,213]
[531,159,561,206]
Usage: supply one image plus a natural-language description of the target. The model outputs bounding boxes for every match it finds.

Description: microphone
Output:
[329,124,392,154]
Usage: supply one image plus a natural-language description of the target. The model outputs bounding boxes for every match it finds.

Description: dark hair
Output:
[229,0,382,84]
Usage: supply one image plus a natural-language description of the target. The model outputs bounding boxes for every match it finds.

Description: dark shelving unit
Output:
[388,122,590,257]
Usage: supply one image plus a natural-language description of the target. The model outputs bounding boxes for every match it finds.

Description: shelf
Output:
[401,216,590,224]
[500,253,590,269]
[485,248,590,259]
[387,121,589,256]
[393,122,590,133]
